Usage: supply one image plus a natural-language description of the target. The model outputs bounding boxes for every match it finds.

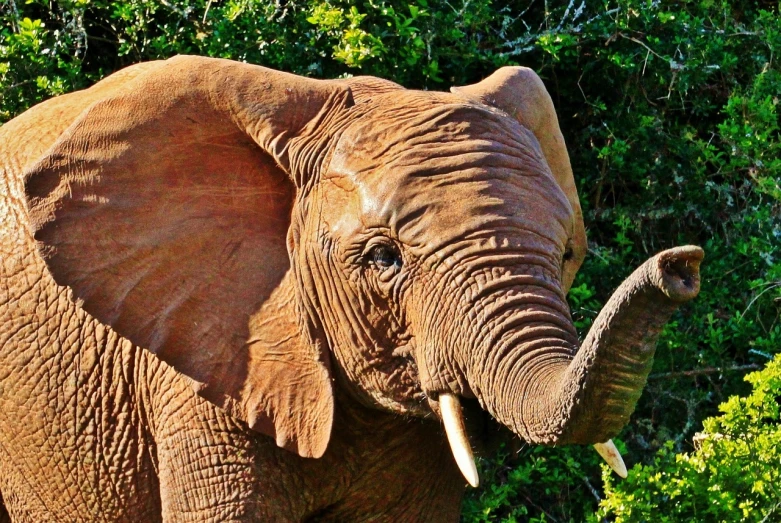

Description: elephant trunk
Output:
[463,246,703,447]
[555,245,703,443]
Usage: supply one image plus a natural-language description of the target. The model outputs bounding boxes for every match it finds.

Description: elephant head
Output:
[23,56,702,485]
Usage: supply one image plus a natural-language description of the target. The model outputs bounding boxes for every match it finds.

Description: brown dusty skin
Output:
[0,55,702,521]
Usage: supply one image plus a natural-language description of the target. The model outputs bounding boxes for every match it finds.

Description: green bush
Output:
[2,0,779,520]
[597,353,781,522]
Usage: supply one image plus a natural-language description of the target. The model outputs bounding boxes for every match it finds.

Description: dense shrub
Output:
[2,0,779,520]
[597,354,781,522]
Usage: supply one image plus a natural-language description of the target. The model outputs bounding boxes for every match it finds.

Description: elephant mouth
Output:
[461,397,517,455]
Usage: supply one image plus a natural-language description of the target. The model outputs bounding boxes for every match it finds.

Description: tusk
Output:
[439,393,479,488]
[593,440,628,478]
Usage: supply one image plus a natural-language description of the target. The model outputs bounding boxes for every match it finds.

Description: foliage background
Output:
[2,0,779,520]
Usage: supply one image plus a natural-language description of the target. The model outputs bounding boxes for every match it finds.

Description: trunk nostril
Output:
[657,245,704,302]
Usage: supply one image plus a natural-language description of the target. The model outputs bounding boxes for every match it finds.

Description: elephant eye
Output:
[563,247,574,262]
[368,244,402,270]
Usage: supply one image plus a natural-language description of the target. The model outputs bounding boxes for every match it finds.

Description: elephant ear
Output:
[24,55,354,458]
[451,67,587,292]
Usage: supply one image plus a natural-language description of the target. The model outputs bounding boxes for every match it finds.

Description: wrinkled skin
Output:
[0,56,702,521]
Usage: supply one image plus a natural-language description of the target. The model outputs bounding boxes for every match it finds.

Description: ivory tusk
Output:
[439,393,479,488]
[593,440,628,478]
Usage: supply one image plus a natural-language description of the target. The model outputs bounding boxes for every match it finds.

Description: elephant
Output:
[0,55,703,521]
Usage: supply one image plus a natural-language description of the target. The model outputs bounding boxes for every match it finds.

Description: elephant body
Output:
[0,56,702,521]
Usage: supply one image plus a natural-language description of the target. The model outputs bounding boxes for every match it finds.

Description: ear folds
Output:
[24,56,352,458]
[451,67,587,292]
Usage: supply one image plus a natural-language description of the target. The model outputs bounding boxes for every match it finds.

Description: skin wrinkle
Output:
[482,320,575,360]
[451,256,570,322]
[463,269,563,306]
[313,235,422,411]
[0,274,161,519]
[449,271,576,403]
[36,292,89,517]
[472,293,572,331]
[342,97,525,161]
[304,238,369,402]
[518,360,571,440]
[287,93,365,193]
[301,180,427,412]
[411,260,455,393]
[416,225,568,275]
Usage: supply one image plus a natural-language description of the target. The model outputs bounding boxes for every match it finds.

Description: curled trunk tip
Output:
[655,245,704,302]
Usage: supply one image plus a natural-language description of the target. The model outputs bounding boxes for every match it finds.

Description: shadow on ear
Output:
[451,68,587,292]
[24,55,353,458]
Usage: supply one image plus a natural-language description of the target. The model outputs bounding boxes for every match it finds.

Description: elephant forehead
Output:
[323,98,573,246]
[332,94,530,163]
[395,168,572,253]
